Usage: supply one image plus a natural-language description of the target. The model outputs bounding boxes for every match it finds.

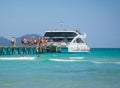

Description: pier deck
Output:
[0,45,61,55]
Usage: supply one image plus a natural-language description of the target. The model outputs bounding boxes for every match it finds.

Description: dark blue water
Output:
[0,48,120,88]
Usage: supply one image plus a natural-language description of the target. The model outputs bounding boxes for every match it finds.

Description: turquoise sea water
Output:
[0,48,120,88]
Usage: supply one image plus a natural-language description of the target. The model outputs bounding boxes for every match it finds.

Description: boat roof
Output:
[45,30,81,35]
[45,30,80,33]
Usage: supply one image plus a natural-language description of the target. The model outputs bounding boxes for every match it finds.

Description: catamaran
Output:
[44,30,90,52]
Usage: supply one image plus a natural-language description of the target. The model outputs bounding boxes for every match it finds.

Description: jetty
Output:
[0,45,61,55]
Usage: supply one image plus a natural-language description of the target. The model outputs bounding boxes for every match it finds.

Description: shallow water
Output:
[0,48,120,88]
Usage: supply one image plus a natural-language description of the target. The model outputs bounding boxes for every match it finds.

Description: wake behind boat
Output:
[44,30,90,52]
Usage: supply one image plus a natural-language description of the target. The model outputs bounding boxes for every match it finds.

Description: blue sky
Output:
[0,0,120,48]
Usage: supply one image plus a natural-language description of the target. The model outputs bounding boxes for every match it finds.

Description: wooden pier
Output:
[0,45,61,55]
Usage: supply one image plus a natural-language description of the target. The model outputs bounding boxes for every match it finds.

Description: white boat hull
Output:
[68,35,90,52]
[68,45,90,52]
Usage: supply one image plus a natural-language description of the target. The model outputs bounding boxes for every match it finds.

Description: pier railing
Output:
[0,45,61,55]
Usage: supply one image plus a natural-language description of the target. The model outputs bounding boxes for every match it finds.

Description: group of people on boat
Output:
[21,37,47,46]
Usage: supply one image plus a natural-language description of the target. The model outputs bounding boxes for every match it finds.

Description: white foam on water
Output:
[91,61,105,64]
[49,58,120,65]
[0,57,35,61]
[49,58,86,62]
[91,61,120,65]
[69,57,85,60]
[49,59,75,62]
[115,62,120,65]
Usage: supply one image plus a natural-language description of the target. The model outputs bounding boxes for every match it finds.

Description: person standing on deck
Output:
[11,37,16,46]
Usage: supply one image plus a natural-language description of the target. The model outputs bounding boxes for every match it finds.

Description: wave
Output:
[49,57,87,63]
[69,57,85,60]
[49,58,81,62]
[0,57,35,60]
[49,58,120,65]
[49,58,86,62]
[92,61,120,65]
[115,62,120,64]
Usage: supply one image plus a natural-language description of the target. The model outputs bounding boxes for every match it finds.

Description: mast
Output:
[59,21,63,30]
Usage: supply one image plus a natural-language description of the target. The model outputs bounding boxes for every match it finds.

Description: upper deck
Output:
[44,30,80,38]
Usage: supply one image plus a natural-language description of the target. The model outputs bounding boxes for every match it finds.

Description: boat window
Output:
[67,38,73,42]
[47,38,73,42]
[53,38,63,42]
[73,40,76,43]
[44,32,77,37]
[76,38,84,43]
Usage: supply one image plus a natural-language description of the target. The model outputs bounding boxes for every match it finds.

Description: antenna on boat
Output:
[59,21,63,30]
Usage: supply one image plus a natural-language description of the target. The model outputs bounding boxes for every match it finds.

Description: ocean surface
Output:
[0,48,120,88]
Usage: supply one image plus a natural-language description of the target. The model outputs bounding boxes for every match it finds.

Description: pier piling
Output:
[0,45,61,55]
